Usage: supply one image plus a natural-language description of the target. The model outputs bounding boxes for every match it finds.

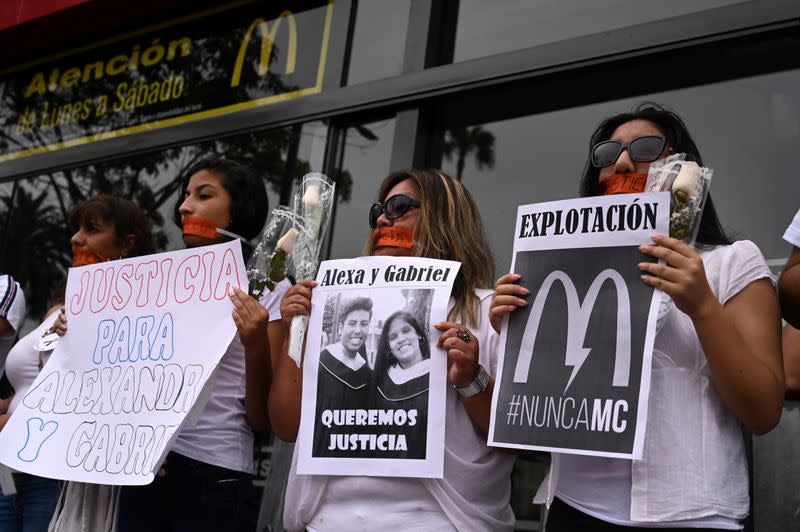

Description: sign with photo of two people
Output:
[489,193,669,459]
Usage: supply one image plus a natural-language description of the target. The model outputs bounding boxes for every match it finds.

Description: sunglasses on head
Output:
[591,135,667,168]
[369,194,420,228]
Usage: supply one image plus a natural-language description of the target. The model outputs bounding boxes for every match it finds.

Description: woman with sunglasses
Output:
[272,169,516,531]
[493,104,783,531]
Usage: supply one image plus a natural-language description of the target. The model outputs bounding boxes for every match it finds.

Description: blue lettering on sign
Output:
[17,417,59,462]
[93,313,174,364]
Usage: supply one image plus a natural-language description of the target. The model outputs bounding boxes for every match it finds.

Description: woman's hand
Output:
[280,280,317,331]
[229,288,269,351]
[490,274,528,333]
[639,234,718,318]
[434,321,479,388]
[54,308,67,336]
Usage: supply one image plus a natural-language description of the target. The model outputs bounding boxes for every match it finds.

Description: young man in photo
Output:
[313,297,373,456]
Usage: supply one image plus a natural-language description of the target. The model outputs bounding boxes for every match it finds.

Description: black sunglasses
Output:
[369,194,420,228]
[591,135,667,168]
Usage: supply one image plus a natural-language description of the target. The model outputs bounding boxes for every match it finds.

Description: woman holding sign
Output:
[274,169,516,531]
[493,104,784,530]
[0,194,155,532]
[116,158,289,532]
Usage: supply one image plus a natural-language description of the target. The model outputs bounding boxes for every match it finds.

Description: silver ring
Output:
[456,328,470,343]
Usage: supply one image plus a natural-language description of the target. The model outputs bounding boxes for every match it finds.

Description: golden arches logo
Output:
[230,10,297,88]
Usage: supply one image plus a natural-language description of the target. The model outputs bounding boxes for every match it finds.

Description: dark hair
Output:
[579,103,731,246]
[374,311,430,376]
[69,194,156,258]
[338,297,373,326]
[173,157,269,242]
[50,278,67,308]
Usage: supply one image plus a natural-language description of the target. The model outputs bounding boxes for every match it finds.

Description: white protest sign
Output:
[0,240,246,485]
[296,256,460,478]
[489,193,669,459]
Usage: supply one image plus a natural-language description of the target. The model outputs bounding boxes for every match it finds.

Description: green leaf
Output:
[268,250,288,282]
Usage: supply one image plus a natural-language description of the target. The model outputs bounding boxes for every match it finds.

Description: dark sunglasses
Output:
[591,135,667,168]
[369,194,420,228]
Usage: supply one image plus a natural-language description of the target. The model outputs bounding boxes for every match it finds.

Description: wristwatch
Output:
[455,365,489,397]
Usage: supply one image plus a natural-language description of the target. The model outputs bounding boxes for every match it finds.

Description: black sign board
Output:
[489,194,669,458]
[0,0,338,164]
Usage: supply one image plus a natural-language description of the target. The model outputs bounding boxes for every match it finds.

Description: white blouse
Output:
[537,240,774,528]
[5,312,59,414]
[171,279,289,473]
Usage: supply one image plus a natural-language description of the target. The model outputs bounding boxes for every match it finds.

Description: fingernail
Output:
[228,289,236,297]
[511,274,521,279]
[639,244,650,251]
[520,287,530,295]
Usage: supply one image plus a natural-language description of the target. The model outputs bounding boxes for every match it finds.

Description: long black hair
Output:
[374,311,430,378]
[579,103,731,246]
[173,157,268,257]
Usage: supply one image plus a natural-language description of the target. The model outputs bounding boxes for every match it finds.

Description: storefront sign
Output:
[0,0,336,163]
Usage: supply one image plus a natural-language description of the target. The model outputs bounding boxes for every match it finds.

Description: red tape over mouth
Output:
[182,216,218,239]
[72,248,109,267]
[374,227,414,249]
[599,173,648,195]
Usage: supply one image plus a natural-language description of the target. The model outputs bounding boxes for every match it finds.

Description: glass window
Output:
[327,117,397,258]
[448,0,747,64]
[346,0,411,85]
[438,69,800,275]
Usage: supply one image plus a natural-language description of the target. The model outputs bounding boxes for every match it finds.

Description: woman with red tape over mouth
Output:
[494,104,783,531]
[1,195,155,532]
[273,169,516,531]
[116,157,290,532]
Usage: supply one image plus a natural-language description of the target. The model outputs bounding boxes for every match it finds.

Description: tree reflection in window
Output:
[442,126,496,181]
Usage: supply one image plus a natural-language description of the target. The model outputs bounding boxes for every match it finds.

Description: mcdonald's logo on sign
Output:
[231,10,298,87]
[513,269,632,394]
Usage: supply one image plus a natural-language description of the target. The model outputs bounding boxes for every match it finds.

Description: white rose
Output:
[302,183,321,210]
[276,227,299,253]
[672,161,702,201]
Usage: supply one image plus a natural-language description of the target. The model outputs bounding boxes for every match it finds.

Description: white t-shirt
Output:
[550,240,772,528]
[782,208,800,247]
[171,279,289,473]
[0,275,26,371]
[284,289,516,532]
[5,312,58,414]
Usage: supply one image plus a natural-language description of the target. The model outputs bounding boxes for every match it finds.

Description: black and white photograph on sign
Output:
[489,193,669,459]
[312,289,433,459]
[297,256,459,478]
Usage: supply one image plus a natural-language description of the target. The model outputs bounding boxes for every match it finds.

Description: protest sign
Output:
[0,240,245,484]
[296,256,460,478]
[489,193,669,458]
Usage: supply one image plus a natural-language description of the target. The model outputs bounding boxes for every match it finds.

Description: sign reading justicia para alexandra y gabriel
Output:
[0,241,246,485]
[0,0,340,164]
[489,193,669,459]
